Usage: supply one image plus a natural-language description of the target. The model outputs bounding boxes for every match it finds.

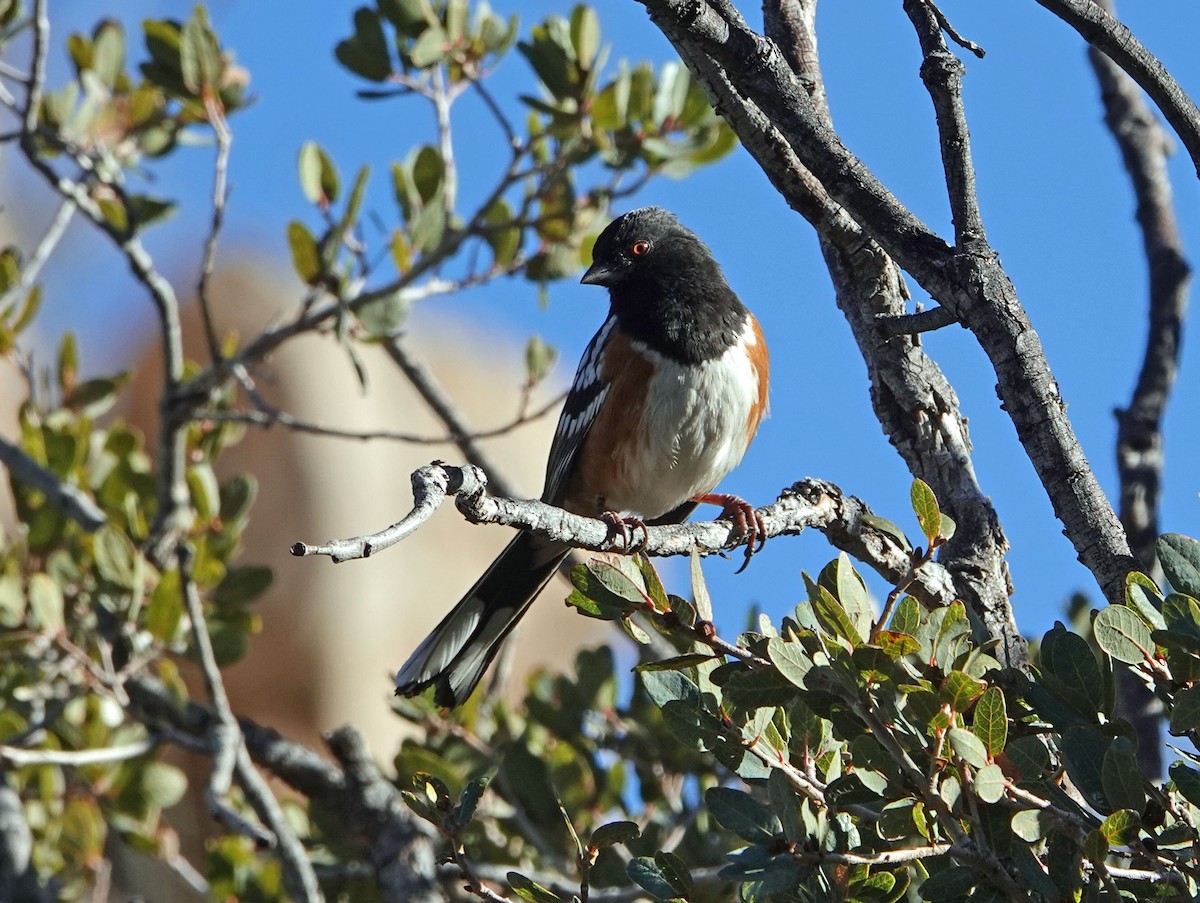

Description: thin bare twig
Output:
[0,199,74,314]
[0,737,158,767]
[197,94,233,362]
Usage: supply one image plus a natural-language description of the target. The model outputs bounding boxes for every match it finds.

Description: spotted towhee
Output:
[395,207,770,707]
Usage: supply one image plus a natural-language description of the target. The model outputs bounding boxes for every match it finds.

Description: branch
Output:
[291,463,958,609]
[382,339,522,500]
[16,0,189,563]
[0,434,106,531]
[1090,0,1191,781]
[196,94,233,363]
[875,304,958,338]
[125,676,448,902]
[0,737,158,767]
[0,199,73,314]
[177,545,323,902]
[1033,0,1200,177]
[903,0,987,248]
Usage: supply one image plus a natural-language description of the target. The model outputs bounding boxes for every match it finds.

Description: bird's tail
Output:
[395,532,569,707]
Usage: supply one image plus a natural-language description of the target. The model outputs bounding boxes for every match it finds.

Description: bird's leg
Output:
[600,510,650,553]
[694,492,766,573]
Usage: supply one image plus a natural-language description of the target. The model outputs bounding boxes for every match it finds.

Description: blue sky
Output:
[19,0,1200,645]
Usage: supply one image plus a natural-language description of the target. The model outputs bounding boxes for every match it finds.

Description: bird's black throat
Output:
[608,260,748,364]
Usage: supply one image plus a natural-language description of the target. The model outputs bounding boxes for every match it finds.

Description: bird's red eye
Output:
[630,239,650,257]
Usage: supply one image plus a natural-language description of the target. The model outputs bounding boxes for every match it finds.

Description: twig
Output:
[382,339,522,499]
[0,435,106,531]
[177,544,323,902]
[22,0,48,136]
[197,94,233,363]
[904,0,987,248]
[200,388,565,445]
[1033,0,1200,177]
[875,304,958,338]
[919,0,985,58]
[0,737,158,767]
[0,199,74,314]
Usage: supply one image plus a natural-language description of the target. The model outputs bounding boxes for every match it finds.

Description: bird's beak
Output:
[580,261,614,286]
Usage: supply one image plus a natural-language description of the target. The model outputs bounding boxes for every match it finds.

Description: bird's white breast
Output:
[611,320,762,519]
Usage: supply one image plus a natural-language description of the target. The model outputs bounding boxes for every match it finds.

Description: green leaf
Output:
[1126,571,1166,631]
[335,7,393,81]
[28,573,64,633]
[481,197,521,267]
[626,858,678,901]
[1169,685,1200,734]
[94,523,138,587]
[1098,809,1140,845]
[1101,737,1144,813]
[1159,533,1200,598]
[410,145,444,203]
[1010,808,1053,842]
[524,334,557,386]
[569,5,600,70]
[507,872,566,903]
[1093,605,1154,664]
[1169,761,1200,807]
[286,220,322,285]
[298,141,340,206]
[973,686,1007,757]
[640,669,700,709]
[704,786,781,843]
[588,820,640,850]
[890,595,921,635]
[690,547,712,621]
[179,4,220,95]
[910,478,941,545]
[811,583,862,647]
[213,565,273,608]
[973,763,1006,804]
[767,637,812,688]
[633,653,717,672]
[919,866,981,901]
[941,671,985,712]
[141,761,188,808]
[947,727,989,769]
[652,851,692,898]
[356,290,410,338]
[408,25,448,67]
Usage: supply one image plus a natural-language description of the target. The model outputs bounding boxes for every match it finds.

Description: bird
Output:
[395,206,770,707]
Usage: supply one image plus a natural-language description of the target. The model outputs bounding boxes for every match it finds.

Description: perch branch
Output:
[291,463,957,609]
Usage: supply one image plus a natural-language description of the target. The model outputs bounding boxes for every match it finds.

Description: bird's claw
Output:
[601,511,650,553]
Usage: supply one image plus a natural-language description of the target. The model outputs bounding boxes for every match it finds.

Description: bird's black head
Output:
[580,206,696,288]
[580,207,747,363]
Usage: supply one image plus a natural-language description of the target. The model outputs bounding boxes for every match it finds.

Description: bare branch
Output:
[382,339,522,499]
[0,434,106,531]
[197,95,234,363]
[177,545,323,902]
[291,463,958,609]
[903,0,987,248]
[875,305,958,337]
[1091,0,1192,781]
[0,737,158,767]
[0,199,74,314]
[1033,0,1200,177]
